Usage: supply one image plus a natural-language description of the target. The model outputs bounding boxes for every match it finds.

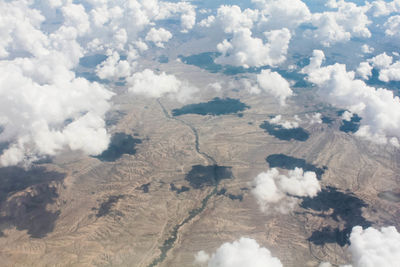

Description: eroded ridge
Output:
[148,100,232,266]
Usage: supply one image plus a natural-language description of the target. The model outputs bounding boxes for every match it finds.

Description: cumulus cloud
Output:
[207,82,222,92]
[134,40,149,52]
[198,15,215,28]
[156,1,196,33]
[252,0,311,31]
[199,5,259,33]
[384,15,400,38]
[0,60,113,166]
[319,262,334,267]
[369,0,400,17]
[0,1,115,166]
[216,5,259,33]
[238,71,293,105]
[194,250,210,265]
[199,4,293,69]
[251,169,285,210]
[348,226,400,267]
[358,53,400,82]
[306,113,323,124]
[369,52,393,69]
[203,0,310,33]
[342,111,354,121]
[83,1,158,51]
[0,1,48,59]
[239,78,262,94]
[127,69,198,102]
[95,50,134,80]
[361,44,374,54]
[356,62,373,80]
[379,61,400,82]
[325,226,400,267]
[69,0,195,53]
[194,237,282,267]
[278,168,321,197]
[307,0,371,46]
[0,0,204,166]
[269,115,300,129]
[251,168,320,213]
[256,69,293,105]
[215,28,291,68]
[202,0,372,53]
[145,27,173,48]
[366,53,400,82]
[61,2,90,36]
[180,11,196,33]
[302,50,400,146]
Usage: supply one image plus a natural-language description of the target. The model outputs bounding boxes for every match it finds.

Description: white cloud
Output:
[319,226,400,267]
[348,226,400,267]
[134,40,149,52]
[0,1,115,166]
[156,1,196,33]
[256,69,293,105]
[199,8,210,15]
[378,61,400,82]
[0,1,48,59]
[306,113,323,124]
[251,168,320,213]
[194,237,282,267]
[199,15,215,28]
[342,111,354,121]
[80,0,196,52]
[1,0,193,56]
[356,62,373,80]
[300,49,325,75]
[369,52,393,69]
[95,50,134,80]
[0,0,195,167]
[61,2,90,36]
[206,5,259,33]
[86,1,153,51]
[389,137,400,147]
[198,4,292,69]
[369,0,400,17]
[145,27,173,48]
[207,82,222,92]
[127,69,198,102]
[302,50,400,146]
[194,250,210,265]
[215,28,291,68]
[368,53,400,82]
[361,44,374,54]
[278,168,321,198]
[253,0,311,31]
[180,11,196,33]
[240,78,261,94]
[269,115,300,129]
[307,0,371,46]
[0,60,113,166]
[385,15,400,38]
[251,169,285,211]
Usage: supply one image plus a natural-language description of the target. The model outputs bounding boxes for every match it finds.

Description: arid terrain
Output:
[2,0,400,266]
[0,58,399,267]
